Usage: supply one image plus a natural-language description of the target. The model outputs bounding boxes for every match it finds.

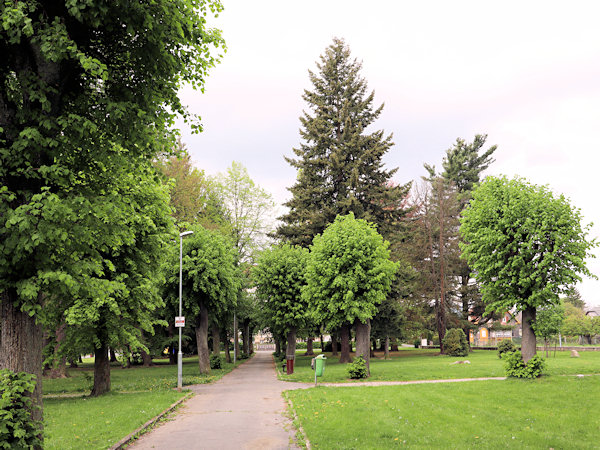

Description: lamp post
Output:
[178,230,193,391]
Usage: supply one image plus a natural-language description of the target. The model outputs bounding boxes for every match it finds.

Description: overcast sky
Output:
[177,0,600,306]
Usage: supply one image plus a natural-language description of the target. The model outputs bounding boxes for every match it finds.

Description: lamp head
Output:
[179,230,194,237]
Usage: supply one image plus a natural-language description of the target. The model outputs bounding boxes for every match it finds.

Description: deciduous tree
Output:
[253,244,309,361]
[460,176,596,362]
[303,214,397,374]
[163,226,239,375]
[0,0,224,430]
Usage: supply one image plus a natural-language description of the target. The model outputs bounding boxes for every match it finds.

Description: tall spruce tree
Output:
[277,38,407,247]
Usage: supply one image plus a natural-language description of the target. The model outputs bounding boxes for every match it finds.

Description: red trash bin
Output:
[286,355,295,374]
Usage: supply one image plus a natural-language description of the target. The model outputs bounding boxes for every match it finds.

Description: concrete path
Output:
[131,351,309,450]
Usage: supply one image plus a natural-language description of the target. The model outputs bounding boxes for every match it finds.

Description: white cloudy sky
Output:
[177,0,600,306]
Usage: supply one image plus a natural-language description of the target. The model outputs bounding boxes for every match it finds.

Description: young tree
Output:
[253,245,309,361]
[304,214,398,374]
[0,0,224,430]
[533,303,565,357]
[460,176,596,362]
[277,38,406,247]
[163,226,239,375]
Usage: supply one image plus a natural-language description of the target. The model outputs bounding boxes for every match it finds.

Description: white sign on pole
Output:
[175,316,185,328]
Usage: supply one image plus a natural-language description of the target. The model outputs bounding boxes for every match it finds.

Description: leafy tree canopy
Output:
[253,244,309,336]
[163,225,240,321]
[303,213,398,329]
[460,176,596,314]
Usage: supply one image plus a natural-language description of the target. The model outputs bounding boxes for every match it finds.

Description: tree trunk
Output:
[91,341,110,396]
[304,337,315,356]
[521,305,537,363]
[222,328,231,363]
[275,338,281,355]
[370,338,376,358]
[233,315,239,360]
[286,327,297,359]
[1,292,44,433]
[390,336,399,351]
[320,334,324,353]
[242,319,250,355]
[354,319,371,376]
[331,331,338,356]
[109,347,117,363]
[339,324,353,363]
[384,336,390,360]
[47,322,68,378]
[211,323,221,356]
[140,348,152,367]
[195,301,210,374]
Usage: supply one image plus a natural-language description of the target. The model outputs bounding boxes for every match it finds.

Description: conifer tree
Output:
[439,135,497,338]
[277,38,407,247]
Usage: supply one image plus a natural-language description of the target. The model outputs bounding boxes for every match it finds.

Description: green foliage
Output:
[503,351,546,378]
[439,134,497,197]
[254,244,309,336]
[347,356,368,379]
[0,370,42,448]
[215,161,275,264]
[460,176,597,315]
[304,213,398,329]
[441,329,469,356]
[497,340,517,358]
[209,354,222,370]
[163,225,240,322]
[277,38,409,246]
[533,303,565,341]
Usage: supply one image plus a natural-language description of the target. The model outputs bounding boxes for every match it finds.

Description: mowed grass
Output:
[43,355,242,394]
[43,354,247,449]
[280,348,600,383]
[44,390,185,449]
[287,375,600,449]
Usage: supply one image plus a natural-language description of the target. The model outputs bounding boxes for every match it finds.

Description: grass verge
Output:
[44,390,186,449]
[287,375,600,448]
[278,349,600,383]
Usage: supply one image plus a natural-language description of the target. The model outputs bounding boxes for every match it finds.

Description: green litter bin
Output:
[313,354,326,385]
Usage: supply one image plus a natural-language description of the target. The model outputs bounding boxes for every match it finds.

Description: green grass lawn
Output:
[43,355,241,394]
[280,348,600,383]
[287,375,600,449]
[42,354,247,449]
[44,390,185,449]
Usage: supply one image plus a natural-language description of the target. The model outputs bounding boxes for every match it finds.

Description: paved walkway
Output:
[131,351,309,450]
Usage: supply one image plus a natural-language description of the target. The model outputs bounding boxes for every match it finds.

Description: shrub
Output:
[0,370,42,448]
[209,354,223,369]
[413,339,420,348]
[442,328,469,356]
[347,355,368,379]
[497,339,517,358]
[503,351,546,378]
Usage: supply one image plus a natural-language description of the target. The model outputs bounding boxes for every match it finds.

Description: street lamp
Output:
[177,230,194,391]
